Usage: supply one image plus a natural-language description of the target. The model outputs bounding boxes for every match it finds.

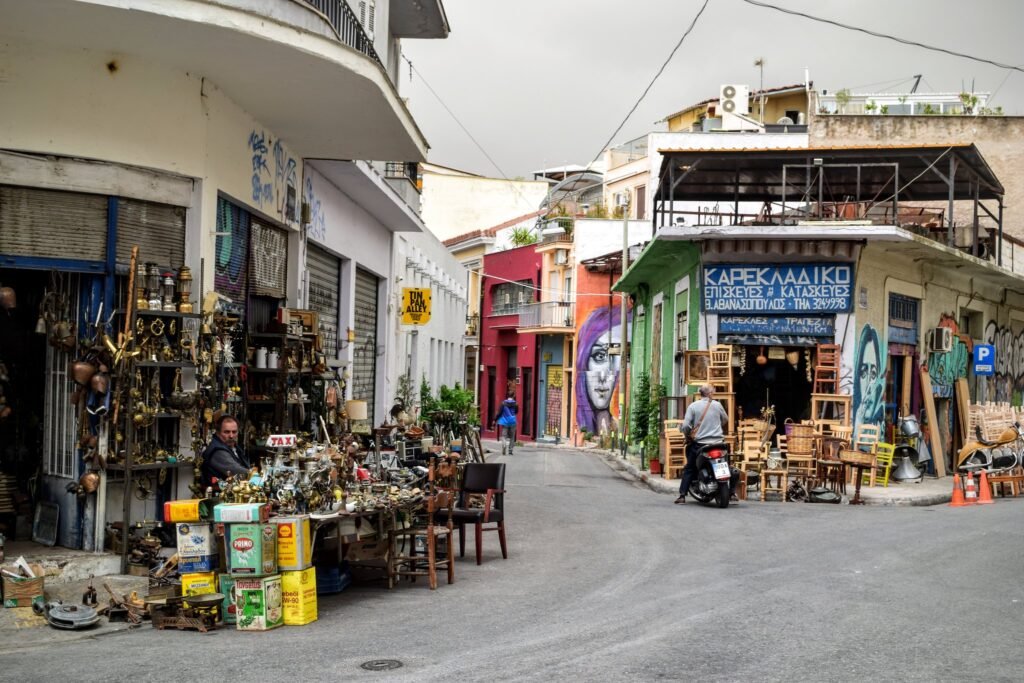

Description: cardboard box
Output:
[180,571,217,597]
[2,563,44,609]
[274,516,312,571]
[219,574,238,625]
[281,567,317,626]
[164,499,212,523]
[176,523,217,572]
[226,523,277,576]
[213,503,270,523]
[234,575,283,631]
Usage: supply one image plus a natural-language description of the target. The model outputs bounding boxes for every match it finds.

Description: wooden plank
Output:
[918,367,947,477]
[955,378,971,446]
[900,356,913,419]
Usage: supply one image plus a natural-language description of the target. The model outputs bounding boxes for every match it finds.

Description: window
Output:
[491,280,533,315]
[358,0,376,39]
[888,293,920,345]
[676,312,688,355]
[785,109,800,122]
[635,185,646,220]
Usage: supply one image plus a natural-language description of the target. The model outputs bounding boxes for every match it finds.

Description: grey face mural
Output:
[853,324,886,435]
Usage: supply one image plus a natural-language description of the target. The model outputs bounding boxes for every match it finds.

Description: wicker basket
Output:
[788,423,816,454]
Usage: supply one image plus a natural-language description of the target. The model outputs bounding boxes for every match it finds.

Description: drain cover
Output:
[361,660,403,671]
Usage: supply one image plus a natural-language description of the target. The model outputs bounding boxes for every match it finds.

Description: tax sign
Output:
[401,287,432,325]
[266,434,296,448]
[973,343,995,376]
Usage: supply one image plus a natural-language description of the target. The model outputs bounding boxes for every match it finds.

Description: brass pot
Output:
[69,360,97,385]
[79,471,100,494]
[90,373,109,394]
[0,286,16,311]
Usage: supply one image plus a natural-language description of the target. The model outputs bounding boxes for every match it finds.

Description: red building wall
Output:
[480,245,541,441]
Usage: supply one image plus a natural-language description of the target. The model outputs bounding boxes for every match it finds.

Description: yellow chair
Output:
[863,441,896,488]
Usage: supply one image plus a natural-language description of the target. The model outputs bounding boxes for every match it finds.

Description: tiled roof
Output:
[442,209,546,247]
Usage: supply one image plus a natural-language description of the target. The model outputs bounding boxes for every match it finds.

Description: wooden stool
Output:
[811,393,852,425]
[761,468,787,501]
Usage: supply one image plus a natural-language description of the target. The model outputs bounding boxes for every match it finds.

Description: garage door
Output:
[116,198,185,269]
[307,245,340,359]
[0,185,107,264]
[352,268,379,424]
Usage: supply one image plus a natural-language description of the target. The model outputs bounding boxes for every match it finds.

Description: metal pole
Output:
[620,198,630,457]
[947,156,956,247]
[999,199,1004,266]
[973,176,980,258]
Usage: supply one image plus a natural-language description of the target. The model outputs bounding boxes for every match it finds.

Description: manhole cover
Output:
[361,660,403,671]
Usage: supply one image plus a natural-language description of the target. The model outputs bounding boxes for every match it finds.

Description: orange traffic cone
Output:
[977,471,994,504]
[964,471,979,505]
[949,473,967,507]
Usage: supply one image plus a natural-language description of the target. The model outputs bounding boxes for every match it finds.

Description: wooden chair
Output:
[663,420,687,480]
[441,463,508,565]
[393,457,455,589]
[818,437,848,495]
[852,424,881,486]
[863,442,896,488]
[708,344,734,393]
[761,463,787,501]
[813,343,841,394]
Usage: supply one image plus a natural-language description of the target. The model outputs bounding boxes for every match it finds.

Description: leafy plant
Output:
[396,371,415,409]
[584,203,609,219]
[437,383,479,425]
[631,370,651,443]
[864,100,877,114]
[959,92,978,115]
[835,88,851,113]
[419,375,437,416]
[510,227,537,247]
[879,104,889,115]
[644,383,666,458]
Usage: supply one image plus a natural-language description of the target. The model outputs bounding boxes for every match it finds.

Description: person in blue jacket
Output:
[492,394,518,456]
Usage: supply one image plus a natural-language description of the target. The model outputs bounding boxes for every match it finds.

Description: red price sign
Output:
[266,434,296,448]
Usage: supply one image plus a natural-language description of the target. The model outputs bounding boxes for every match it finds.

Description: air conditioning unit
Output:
[554,249,569,265]
[719,84,750,116]
[928,327,953,353]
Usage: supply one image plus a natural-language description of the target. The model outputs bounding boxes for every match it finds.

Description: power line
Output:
[740,0,1024,74]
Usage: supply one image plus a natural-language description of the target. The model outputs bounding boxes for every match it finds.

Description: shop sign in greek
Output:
[719,315,835,337]
[703,264,853,313]
[401,287,432,325]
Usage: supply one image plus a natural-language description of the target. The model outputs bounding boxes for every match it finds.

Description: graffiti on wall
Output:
[575,306,631,436]
[248,130,297,222]
[983,321,1024,403]
[852,324,887,436]
[303,175,327,241]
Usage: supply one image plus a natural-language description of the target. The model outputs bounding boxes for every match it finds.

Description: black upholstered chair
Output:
[441,463,507,565]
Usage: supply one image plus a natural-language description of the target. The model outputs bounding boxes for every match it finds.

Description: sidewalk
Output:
[489,439,953,506]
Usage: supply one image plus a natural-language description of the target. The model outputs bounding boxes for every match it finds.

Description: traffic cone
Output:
[949,473,967,507]
[977,471,995,504]
[964,471,979,505]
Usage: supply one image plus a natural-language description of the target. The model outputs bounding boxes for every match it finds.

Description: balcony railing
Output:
[302,0,382,67]
[519,301,574,330]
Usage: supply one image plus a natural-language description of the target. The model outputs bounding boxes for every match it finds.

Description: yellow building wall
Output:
[666,91,809,131]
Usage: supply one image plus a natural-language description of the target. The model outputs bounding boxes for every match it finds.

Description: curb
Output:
[495,440,953,507]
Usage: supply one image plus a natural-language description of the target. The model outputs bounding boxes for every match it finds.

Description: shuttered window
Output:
[249,218,288,298]
[0,185,107,263]
[307,245,341,358]
[116,198,185,268]
[352,268,379,423]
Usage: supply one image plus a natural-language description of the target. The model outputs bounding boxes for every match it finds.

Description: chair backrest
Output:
[776,434,788,454]
[663,419,684,434]
[710,344,732,367]
[854,424,881,452]
[816,343,840,368]
[460,462,507,511]
[875,442,896,463]
[830,426,853,443]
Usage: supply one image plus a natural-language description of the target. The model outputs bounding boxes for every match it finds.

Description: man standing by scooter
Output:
[675,384,732,504]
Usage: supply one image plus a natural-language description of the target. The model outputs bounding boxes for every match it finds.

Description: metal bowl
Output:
[899,415,921,438]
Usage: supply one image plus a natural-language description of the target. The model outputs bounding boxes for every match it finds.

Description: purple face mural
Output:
[576,307,630,435]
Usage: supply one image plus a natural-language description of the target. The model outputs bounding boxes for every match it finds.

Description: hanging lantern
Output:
[136,262,149,311]
[177,266,194,313]
[161,273,176,312]
[146,263,162,310]
[756,346,768,366]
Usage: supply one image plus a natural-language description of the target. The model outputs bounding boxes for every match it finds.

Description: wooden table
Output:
[839,450,874,505]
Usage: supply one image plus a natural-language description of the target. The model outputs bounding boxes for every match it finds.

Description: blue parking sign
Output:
[974,344,995,376]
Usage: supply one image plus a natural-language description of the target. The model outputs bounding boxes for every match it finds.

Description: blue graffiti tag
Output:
[248,130,271,206]
[303,175,327,241]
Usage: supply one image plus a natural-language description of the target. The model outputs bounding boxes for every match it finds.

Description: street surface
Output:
[4,447,1023,682]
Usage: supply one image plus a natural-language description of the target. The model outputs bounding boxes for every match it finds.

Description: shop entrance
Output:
[733,345,813,431]
[0,269,79,547]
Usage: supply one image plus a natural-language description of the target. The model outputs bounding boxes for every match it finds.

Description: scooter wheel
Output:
[717,483,730,508]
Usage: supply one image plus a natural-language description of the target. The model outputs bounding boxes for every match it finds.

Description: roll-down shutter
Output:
[307,245,340,359]
[353,268,379,424]
[214,198,250,302]
[0,185,107,263]
[249,218,288,298]
[116,198,185,269]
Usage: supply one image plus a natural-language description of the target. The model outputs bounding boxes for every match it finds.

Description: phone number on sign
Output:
[705,296,848,312]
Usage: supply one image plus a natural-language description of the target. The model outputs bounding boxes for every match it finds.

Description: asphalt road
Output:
[4,447,1023,682]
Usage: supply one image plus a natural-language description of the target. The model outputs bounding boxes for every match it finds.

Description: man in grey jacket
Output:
[675,384,732,504]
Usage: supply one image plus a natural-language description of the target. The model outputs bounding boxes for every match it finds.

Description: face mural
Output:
[853,324,886,435]
[576,307,629,436]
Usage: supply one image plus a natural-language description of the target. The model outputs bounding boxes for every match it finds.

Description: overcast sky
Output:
[399,0,1024,178]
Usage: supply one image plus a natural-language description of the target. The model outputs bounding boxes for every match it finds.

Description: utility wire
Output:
[740,0,1024,74]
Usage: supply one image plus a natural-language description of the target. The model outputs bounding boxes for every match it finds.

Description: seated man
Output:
[200,415,250,489]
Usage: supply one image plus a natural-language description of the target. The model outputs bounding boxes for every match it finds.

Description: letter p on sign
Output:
[974,343,995,376]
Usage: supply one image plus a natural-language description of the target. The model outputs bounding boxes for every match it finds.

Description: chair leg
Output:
[427,529,437,590]
[497,521,508,559]
[447,532,455,584]
[458,523,465,557]
[475,522,483,565]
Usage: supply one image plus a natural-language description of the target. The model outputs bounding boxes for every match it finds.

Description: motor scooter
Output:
[956,422,1024,475]
[687,442,736,508]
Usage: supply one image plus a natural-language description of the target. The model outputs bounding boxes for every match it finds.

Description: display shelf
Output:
[107,461,194,472]
[136,361,196,368]
[247,399,312,405]
[248,332,316,344]
[247,367,299,374]
[136,310,202,319]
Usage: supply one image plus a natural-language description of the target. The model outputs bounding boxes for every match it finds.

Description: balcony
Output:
[518,301,574,334]
[0,0,429,161]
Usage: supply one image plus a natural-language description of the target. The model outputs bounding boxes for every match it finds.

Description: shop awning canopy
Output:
[654,144,1004,203]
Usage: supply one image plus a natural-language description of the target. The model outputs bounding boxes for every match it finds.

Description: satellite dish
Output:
[777,116,794,125]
